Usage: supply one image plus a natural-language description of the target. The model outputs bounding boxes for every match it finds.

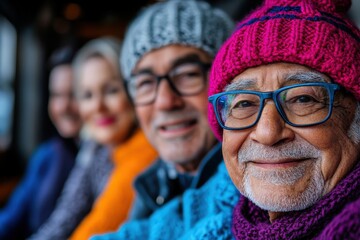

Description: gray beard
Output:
[238,139,325,212]
[243,161,324,212]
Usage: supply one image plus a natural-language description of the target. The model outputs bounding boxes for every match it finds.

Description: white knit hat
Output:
[120,0,235,80]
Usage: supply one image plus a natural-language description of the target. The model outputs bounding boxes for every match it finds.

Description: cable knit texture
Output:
[69,129,157,240]
[120,0,234,80]
[208,0,360,141]
[90,162,239,240]
[232,162,360,240]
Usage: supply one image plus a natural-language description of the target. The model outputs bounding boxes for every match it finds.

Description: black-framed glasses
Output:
[126,62,210,106]
[208,82,340,130]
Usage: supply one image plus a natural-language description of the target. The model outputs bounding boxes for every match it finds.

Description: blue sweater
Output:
[129,143,223,220]
[91,162,239,240]
[0,137,78,239]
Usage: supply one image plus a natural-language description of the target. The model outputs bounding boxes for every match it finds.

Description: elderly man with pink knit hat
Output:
[92,0,360,239]
[208,0,360,238]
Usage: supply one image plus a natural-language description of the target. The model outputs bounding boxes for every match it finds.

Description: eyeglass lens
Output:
[217,85,332,129]
[129,63,207,105]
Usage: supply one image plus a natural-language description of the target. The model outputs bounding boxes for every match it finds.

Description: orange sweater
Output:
[69,129,157,240]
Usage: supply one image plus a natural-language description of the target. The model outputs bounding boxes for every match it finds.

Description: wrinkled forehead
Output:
[225,63,331,92]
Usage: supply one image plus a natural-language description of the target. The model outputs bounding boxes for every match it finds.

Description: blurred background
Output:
[0,0,359,205]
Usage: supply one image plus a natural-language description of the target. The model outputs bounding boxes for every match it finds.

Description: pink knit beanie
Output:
[208,0,360,141]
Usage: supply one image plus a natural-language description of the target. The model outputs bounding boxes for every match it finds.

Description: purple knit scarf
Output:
[232,162,360,240]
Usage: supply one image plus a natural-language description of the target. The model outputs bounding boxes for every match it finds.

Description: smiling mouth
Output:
[249,158,312,169]
[157,119,198,139]
[96,117,116,126]
[61,114,79,121]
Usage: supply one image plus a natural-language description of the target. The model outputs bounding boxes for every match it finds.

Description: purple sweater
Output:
[232,162,360,239]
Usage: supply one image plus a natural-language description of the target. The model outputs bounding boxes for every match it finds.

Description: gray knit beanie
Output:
[120,0,235,80]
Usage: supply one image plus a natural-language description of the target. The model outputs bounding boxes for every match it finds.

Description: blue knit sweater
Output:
[91,162,239,240]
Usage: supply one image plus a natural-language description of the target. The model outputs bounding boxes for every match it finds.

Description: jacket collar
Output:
[134,142,223,211]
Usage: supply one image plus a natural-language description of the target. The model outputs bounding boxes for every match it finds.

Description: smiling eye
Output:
[233,100,256,108]
[286,95,319,104]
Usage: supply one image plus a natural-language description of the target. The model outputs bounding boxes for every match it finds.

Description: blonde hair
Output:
[72,36,122,97]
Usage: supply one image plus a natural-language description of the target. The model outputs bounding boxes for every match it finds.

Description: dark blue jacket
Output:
[128,142,223,220]
[0,137,78,240]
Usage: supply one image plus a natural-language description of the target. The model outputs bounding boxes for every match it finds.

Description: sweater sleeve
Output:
[30,139,76,231]
[28,160,94,240]
[70,130,157,240]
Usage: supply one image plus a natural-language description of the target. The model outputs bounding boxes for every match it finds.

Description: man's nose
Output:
[153,80,184,110]
[249,101,295,146]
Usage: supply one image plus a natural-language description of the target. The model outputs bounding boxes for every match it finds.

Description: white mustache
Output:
[238,140,321,163]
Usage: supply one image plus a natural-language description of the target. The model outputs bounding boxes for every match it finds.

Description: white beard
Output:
[238,139,325,212]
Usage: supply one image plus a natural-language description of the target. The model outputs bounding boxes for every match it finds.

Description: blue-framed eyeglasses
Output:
[208,82,340,130]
